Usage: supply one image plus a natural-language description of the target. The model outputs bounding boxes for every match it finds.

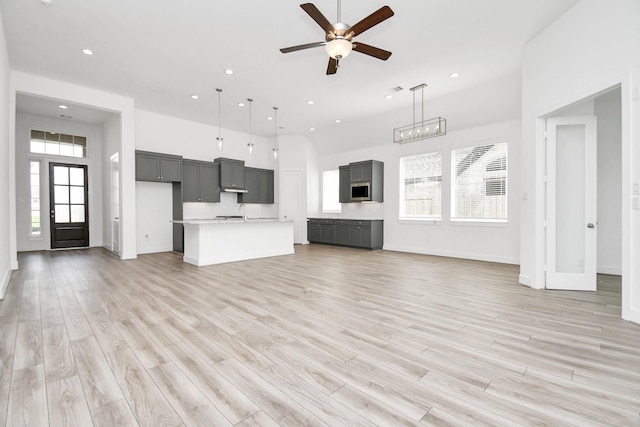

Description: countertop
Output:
[172,218,292,225]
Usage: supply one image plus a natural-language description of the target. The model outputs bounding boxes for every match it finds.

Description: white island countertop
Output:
[172,217,291,225]
[174,218,294,266]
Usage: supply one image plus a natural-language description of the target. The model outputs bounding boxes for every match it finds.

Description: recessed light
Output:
[224,69,234,75]
[335,119,341,123]
[82,49,93,56]
[40,0,53,6]
[58,105,68,109]
[310,128,315,131]
[191,95,199,100]
[385,94,393,99]
[307,100,314,105]
[450,72,460,78]
[267,116,273,121]
[238,102,245,107]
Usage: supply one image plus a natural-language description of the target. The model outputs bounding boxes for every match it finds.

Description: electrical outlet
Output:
[633,196,640,210]
[633,182,640,195]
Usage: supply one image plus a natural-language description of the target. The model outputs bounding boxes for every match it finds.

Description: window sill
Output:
[450,219,509,227]
[398,217,442,225]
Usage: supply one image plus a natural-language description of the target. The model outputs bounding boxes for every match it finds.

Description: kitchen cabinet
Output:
[214,157,245,190]
[339,165,351,203]
[135,150,182,182]
[350,161,372,183]
[307,218,383,249]
[182,160,220,202]
[339,160,384,202]
[238,167,274,204]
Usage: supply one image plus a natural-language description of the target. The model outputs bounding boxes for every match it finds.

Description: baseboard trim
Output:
[622,307,640,325]
[597,265,622,275]
[382,245,520,265]
[518,274,533,287]
[0,268,11,300]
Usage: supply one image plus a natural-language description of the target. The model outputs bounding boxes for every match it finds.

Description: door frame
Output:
[533,79,634,323]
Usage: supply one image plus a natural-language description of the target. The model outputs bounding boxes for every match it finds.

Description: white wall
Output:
[0,10,13,299]
[134,109,279,252]
[595,89,622,275]
[15,113,104,251]
[521,0,640,323]
[314,119,521,264]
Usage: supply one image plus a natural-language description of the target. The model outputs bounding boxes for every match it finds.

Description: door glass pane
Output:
[54,185,69,204]
[55,205,70,223]
[69,168,84,185]
[69,186,84,204]
[555,124,585,273]
[53,166,69,185]
[70,205,85,223]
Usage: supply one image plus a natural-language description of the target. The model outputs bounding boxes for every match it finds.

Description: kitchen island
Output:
[173,218,294,266]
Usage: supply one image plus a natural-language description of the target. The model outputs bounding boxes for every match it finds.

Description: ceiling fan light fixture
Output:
[325,38,352,60]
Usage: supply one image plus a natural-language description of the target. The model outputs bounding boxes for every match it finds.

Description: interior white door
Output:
[546,116,597,290]
[281,170,305,243]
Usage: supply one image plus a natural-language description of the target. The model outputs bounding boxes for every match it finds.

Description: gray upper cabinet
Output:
[339,165,351,203]
[238,167,274,204]
[135,150,182,182]
[182,160,219,202]
[339,160,384,203]
[350,161,372,183]
[215,158,245,190]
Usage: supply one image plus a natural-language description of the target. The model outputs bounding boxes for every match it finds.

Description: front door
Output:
[49,163,89,248]
[545,116,597,290]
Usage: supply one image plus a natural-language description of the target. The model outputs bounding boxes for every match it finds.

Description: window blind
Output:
[452,143,507,220]
[399,152,442,218]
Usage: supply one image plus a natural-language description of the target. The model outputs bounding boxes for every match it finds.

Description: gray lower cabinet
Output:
[238,167,274,204]
[307,218,383,249]
[135,150,182,182]
[182,160,220,202]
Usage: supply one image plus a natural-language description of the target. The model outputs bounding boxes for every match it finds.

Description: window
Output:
[30,130,86,158]
[322,169,341,212]
[30,160,41,236]
[452,143,507,220]
[399,152,442,219]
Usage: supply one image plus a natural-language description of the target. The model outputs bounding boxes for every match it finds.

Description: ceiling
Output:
[1,0,578,154]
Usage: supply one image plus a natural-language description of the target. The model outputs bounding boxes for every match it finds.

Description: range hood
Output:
[220,186,248,193]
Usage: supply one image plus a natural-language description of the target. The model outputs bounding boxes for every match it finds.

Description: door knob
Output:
[587,223,595,228]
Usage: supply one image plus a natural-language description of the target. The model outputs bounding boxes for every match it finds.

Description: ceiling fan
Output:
[280,1,394,75]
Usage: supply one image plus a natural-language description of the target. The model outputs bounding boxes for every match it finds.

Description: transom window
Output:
[30,130,86,158]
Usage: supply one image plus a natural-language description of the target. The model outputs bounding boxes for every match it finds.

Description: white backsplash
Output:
[183,192,278,219]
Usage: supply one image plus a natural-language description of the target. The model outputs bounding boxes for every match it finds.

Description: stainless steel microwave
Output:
[351,182,371,201]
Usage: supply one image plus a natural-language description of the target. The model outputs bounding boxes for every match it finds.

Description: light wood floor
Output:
[1,245,639,426]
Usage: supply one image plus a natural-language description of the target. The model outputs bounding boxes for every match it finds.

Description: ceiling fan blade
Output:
[326,57,338,75]
[345,5,394,38]
[300,3,335,34]
[352,42,392,60]
[280,41,326,54]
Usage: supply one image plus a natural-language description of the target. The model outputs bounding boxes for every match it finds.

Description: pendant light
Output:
[393,83,446,144]
[247,98,254,156]
[216,88,223,151]
[272,106,279,160]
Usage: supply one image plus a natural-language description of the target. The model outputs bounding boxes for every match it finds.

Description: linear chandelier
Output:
[393,83,446,144]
